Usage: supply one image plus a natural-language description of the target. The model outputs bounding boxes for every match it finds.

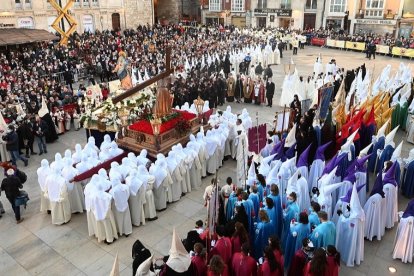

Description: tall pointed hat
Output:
[297,144,312,168]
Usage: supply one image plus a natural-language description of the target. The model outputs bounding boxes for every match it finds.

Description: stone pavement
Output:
[0,46,413,276]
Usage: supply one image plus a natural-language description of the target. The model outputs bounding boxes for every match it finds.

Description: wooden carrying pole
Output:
[111,48,172,104]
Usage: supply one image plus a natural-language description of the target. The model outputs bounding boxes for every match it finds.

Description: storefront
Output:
[231,15,246,28]
[326,18,342,30]
[352,19,397,36]
[253,8,292,28]
[17,17,34,29]
[83,15,95,33]
[204,12,224,25]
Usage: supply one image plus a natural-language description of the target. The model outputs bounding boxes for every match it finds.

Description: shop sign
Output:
[18,17,34,29]
[355,19,396,25]
[253,8,292,17]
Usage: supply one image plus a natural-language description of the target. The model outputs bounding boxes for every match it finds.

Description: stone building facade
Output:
[0,0,154,33]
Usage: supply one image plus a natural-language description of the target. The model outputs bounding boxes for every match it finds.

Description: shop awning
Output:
[0,28,59,46]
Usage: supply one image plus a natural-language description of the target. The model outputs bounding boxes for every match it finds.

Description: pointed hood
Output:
[297,144,312,168]
[319,166,338,188]
[136,255,155,276]
[385,125,399,147]
[275,139,286,162]
[315,141,332,161]
[258,153,276,176]
[285,143,296,159]
[247,161,257,186]
[383,161,397,186]
[365,105,376,127]
[333,153,348,176]
[350,183,365,220]
[38,96,49,117]
[270,140,283,155]
[343,171,356,183]
[166,229,191,273]
[340,128,358,152]
[376,119,389,138]
[322,154,337,175]
[322,181,343,196]
[356,153,372,172]
[109,254,120,276]
[286,170,300,195]
[370,173,385,197]
[341,183,366,203]
[402,199,414,218]
[359,143,372,157]
[285,124,296,148]
[391,141,403,163]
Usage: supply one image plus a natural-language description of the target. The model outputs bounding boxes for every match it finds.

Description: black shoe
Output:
[31,152,37,155]
[0,210,4,214]
[24,160,28,167]
[25,154,30,158]
[39,152,43,156]
[45,150,48,154]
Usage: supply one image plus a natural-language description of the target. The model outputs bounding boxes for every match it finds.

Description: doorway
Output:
[112,13,120,31]
[257,17,267,28]
[303,13,316,30]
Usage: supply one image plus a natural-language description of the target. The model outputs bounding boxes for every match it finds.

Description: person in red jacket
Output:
[303,248,329,276]
[287,238,314,276]
[326,245,340,276]
[209,225,232,268]
[231,222,249,253]
[268,236,284,275]
[191,243,207,276]
[207,255,229,276]
[258,246,283,276]
[231,242,257,276]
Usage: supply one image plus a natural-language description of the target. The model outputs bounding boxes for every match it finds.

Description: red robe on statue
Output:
[231,252,257,276]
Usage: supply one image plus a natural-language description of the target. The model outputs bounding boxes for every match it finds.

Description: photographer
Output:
[1,168,24,223]
[2,125,28,167]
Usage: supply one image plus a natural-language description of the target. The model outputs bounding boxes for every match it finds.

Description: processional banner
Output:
[318,86,334,120]
[248,124,267,154]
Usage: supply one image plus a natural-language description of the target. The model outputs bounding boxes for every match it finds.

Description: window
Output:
[329,0,346,13]
[74,0,81,7]
[280,0,291,9]
[231,0,244,11]
[83,0,90,7]
[305,0,317,9]
[24,0,31,9]
[92,0,99,6]
[15,0,22,9]
[209,0,221,11]
[365,0,384,18]
[258,0,267,9]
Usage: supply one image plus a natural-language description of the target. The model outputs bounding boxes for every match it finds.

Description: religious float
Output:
[80,48,212,157]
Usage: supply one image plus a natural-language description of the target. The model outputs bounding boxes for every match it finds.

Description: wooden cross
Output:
[112,47,173,104]
[48,0,77,46]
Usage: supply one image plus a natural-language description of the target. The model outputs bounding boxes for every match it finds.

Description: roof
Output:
[0,28,59,46]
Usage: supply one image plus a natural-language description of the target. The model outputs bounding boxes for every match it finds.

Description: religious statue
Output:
[152,87,172,118]
[112,51,133,90]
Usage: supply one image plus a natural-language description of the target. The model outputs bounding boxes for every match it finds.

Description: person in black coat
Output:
[33,116,49,155]
[235,75,243,103]
[266,79,275,107]
[223,55,231,77]
[132,240,153,276]
[2,125,28,167]
[1,168,23,222]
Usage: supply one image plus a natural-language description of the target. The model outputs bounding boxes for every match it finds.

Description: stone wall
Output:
[124,0,154,27]
[156,0,181,23]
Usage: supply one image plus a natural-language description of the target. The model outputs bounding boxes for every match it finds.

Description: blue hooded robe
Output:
[284,222,311,268]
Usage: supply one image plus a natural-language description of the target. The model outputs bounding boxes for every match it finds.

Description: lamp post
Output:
[194,96,205,124]
[150,116,162,150]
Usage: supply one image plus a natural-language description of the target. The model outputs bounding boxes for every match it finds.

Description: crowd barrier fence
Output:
[311,38,413,59]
